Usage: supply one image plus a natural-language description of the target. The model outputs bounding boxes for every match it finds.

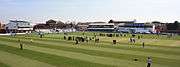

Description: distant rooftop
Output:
[111,21,135,23]
[109,19,136,24]
[89,23,114,25]
[10,20,30,23]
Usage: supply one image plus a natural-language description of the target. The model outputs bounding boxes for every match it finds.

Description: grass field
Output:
[0,32,180,67]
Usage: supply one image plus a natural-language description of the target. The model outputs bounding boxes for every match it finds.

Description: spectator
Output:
[147,57,152,67]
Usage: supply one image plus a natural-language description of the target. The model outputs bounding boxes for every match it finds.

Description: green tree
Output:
[174,21,179,30]
[108,19,114,23]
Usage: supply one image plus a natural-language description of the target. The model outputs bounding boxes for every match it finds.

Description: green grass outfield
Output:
[0,32,180,67]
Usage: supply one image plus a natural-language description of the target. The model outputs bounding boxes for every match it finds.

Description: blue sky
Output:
[0,0,180,23]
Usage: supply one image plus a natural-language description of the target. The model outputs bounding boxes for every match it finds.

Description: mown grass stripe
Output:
[2,36,179,59]
[7,36,180,56]
[0,44,112,67]
[0,37,175,66]
[30,41,180,67]
[0,41,147,67]
[0,62,9,67]
[16,36,180,51]
[0,35,180,64]
[0,36,180,60]
[0,50,55,67]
